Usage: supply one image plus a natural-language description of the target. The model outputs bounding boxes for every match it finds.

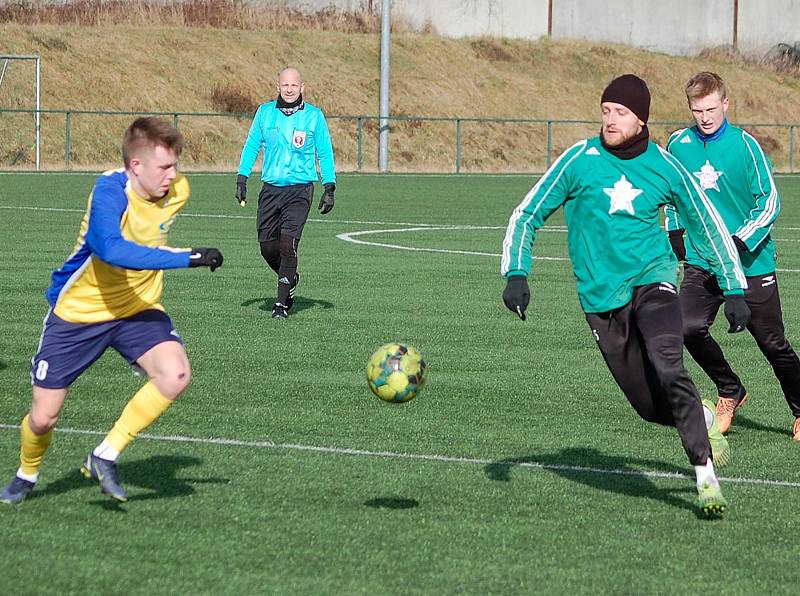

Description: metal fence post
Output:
[357,117,363,172]
[546,120,553,169]
[173,113,179,128]
[455,118,462,174]
[790,125,796,174]
[65,111,71,168]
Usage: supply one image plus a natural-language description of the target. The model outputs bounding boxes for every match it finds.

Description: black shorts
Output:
[256,182,314,242]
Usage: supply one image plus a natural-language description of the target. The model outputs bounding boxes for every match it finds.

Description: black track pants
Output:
[586,282,711,466]
[681,265,800,416]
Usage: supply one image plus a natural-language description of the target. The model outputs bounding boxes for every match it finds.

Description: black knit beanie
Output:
[601,74,650,124]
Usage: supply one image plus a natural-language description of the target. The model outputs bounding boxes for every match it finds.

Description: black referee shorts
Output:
[256,182,314,242]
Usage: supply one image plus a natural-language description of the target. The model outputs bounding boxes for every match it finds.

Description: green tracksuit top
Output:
[665,120,780,277]
[501,136,746,314]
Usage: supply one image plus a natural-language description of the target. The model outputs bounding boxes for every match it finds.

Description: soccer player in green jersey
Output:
[501,74,750,517]
[666,71,800,440]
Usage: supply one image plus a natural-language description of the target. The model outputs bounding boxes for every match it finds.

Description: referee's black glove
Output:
[503,276,530,321]
[189,248,224,272]
[668,229,686,261]
[732,235,748,255]
[723,295,750,333]
[318,183,335,215]
[235,175,248,207]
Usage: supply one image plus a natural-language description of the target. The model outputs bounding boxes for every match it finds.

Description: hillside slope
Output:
[2,24,799,171]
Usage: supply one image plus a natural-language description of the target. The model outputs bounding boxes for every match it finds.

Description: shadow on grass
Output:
[727,414,789,439]
[32,454,228,505]
[241,295,334,314]
[0,360,6,371]
[485,447,707,518]
[364,497,419,510]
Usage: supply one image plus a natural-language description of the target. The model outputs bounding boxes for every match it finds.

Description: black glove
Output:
[235,175,248,207]
[723,295,750,333]
[668,229,686,261]
[189,248,224,272]
[503,276,530,321]
[732,235,748,255]
[318,183,335,215]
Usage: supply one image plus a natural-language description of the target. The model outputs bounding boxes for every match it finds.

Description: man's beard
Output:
[601,127,636,147]
[600,125,649,160]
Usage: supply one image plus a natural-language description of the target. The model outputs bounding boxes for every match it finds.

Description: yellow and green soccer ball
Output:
[366,342,428,403]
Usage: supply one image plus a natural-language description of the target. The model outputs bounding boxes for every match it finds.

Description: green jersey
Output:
[501,136,746,314]
[665,121,780,276]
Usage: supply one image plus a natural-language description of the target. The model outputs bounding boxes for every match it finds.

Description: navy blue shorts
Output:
[31,309,183,389]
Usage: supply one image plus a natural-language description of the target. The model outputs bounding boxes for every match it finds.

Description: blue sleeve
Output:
[316,113,336,185]
[237,105,266,177]
[85,177,190,270]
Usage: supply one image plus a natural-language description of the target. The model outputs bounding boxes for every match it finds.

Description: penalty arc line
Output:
[336,226,800,271]
[0,423,798,489]
[337,226,570,261]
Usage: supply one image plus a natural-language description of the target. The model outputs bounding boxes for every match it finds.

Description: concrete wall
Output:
[390,0,548,39]
[550,0,733,56]
[738,0,800,54]
[293,0,799,57]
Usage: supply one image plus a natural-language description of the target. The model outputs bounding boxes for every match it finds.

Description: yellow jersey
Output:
[47,169,193,323]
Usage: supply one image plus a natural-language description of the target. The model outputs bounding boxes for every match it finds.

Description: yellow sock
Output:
[105,382,173,454]
[20,414,53,476]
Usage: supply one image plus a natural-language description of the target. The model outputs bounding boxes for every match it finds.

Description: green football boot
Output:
[698,482,727,518]
[703,399,730,468]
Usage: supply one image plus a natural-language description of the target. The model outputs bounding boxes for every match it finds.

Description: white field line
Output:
[336,225,800,271]
[0,172,538,179]
[337,226,569,261]
[2,204,799,270]
[0,423,797,489]
[0,205,498,228]
[4,172,800,178]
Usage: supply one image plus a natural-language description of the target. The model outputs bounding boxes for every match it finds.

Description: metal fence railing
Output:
[1,108,798,174]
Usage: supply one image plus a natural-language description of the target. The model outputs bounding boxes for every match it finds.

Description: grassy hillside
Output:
[2,23,800,171]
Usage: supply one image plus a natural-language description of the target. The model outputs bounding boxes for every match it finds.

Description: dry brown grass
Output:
[2,16,800,172]
[0,0,406,33]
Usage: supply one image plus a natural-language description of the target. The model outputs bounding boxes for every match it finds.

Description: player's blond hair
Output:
[122,117,184,168]
[685,72,727,102]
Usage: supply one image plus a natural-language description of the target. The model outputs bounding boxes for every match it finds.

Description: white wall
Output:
[289,0,800,57]
[396,0,548,39]
[737,0,800,54]
[550,0,733,56]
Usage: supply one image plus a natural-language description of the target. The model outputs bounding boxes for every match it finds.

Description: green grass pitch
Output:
[1,172,800,594]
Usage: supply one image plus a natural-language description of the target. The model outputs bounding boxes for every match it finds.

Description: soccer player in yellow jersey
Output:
[1,117,224,504]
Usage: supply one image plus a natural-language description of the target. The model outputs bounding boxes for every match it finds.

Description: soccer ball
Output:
[366,342,428,403]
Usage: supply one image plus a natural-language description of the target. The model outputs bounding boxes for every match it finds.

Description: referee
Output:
[666,71,800,439]
[235,67,337,318]
[501,74,749,517]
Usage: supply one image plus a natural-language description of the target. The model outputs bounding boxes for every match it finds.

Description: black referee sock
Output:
[276,235,298,306]
[276,265,297,305]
